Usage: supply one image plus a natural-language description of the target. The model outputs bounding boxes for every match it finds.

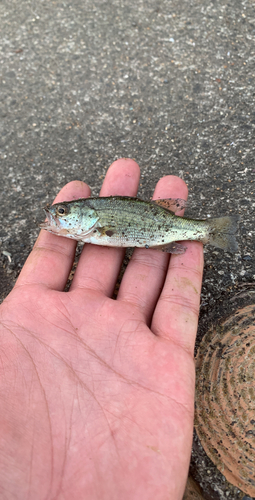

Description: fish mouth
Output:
[39,208,60,230]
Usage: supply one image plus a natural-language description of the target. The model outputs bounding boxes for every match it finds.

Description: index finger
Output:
[15,180,90,291]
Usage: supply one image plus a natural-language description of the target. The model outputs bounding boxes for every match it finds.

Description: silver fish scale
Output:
[86,196,200,246]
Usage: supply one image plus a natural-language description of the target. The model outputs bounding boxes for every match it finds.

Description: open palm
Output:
[0,159,203,500]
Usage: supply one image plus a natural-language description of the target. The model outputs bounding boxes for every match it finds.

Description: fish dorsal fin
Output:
[152,198,188,213]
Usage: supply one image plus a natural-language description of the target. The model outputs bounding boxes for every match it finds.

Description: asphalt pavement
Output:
[0,1,254,498]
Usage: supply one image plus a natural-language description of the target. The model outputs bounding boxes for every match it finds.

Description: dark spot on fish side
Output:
[106,230,114,237]
[145,244,149,249]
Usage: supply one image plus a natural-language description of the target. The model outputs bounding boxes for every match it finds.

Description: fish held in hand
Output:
[40,196,240,254]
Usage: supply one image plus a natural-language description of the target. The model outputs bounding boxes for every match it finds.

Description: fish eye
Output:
[56,205,67,216]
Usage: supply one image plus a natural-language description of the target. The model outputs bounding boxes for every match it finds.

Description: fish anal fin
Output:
[150,242,187,254]
[152,198,188,213]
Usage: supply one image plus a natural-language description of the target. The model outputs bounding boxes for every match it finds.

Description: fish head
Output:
[40,200,99,240]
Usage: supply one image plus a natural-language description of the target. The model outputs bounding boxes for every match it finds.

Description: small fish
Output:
[40,196,240,254]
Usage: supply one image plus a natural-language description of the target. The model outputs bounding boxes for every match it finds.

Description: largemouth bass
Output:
[40,196,240,254]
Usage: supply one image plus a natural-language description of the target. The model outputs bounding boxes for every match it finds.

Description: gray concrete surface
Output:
[0,0,254,498]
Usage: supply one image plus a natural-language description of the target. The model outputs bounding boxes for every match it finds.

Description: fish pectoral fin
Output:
[95,226,116,238]
[152,198,188,213]
[150,241,187,254]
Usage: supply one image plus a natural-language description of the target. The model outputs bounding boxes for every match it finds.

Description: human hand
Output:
[0,158,203,500]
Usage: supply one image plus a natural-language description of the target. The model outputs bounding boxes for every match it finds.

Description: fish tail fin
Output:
[206,215,240,253]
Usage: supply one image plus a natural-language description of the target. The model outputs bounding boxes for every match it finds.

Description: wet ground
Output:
[0,0,255,498]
